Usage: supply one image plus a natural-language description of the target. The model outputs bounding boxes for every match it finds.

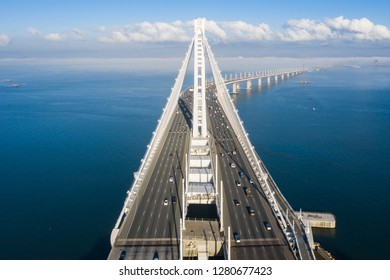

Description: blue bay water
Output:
[233,66,390,260]
[0,64,389,259]
[0,66,177,259]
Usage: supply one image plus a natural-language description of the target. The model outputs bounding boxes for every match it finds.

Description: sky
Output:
[1,0,390,62]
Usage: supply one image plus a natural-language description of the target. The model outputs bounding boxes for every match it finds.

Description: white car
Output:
[163,198,169,206]
[169,176,174,182]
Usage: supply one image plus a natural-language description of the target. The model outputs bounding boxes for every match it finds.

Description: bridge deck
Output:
[109,86,296,260]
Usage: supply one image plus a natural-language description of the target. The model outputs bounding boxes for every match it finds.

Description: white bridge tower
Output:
[193,18,208,138]
[186,18,215,206]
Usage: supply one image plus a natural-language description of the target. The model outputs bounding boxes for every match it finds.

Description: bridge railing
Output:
[110,38,195,245]
[204,39,314,260]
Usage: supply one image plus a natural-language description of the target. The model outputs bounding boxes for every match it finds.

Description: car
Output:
[230,162,236,168]
[172,196,176,204]
[249,178,254,184]
[244,187,252,196]
[235,180,241,187]
[232,150,236,155]
[233,232,241,243]
[249,208,255,216]
[238,171,244,177]
[169,176,174,182]
[263,221,272,231]
[233,199,240,206]
[163,198,168,206]
[119,250,126,260]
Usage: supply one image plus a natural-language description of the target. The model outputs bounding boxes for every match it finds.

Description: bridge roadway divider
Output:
[110,38,195,246]
[204,39,314,260]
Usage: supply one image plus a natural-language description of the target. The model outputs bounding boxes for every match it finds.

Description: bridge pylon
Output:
[186,18,216,211]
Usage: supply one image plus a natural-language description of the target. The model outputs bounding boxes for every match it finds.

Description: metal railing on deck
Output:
[204,38,314,260]
[111,38,195,243]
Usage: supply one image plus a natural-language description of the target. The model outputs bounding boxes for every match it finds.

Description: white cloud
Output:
[21,17,390,46]
[204,20,227,41]
[324,16,390,40]
[43,33,66,42]
[25,27,66,42]
[99,21,191,43]
[26,27,41,35]
[221,21,274,41]
[0,34,11,47]
[281,19,334,41]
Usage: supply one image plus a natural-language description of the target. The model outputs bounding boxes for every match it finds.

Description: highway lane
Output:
[206,87,294,260]
[112,91,192,260]
[110,86,294,260]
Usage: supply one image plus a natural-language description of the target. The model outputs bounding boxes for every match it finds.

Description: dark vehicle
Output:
[244,187,252,196]
[233,199,240,206]
[263,221,272,231]
[233,232,241,243]
[172,196,176,204]
[119,250,126,260]
[248,207,255,216]
[238,171,244,177]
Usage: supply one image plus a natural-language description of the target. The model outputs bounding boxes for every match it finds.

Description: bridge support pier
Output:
[281,74,284,80]
[246,80,252,89]
[232,82,240,93]
[267,76,271,85]
[274,75,278,83]
[258,78,262,88]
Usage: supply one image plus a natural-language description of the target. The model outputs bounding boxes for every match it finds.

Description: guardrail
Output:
[110,38,195,246]
[204,38,314,260]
